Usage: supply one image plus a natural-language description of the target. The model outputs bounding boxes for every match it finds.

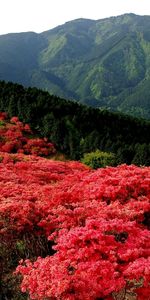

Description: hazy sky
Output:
[1,0,150,35]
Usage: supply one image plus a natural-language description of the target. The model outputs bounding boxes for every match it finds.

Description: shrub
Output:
[81,149,116,169]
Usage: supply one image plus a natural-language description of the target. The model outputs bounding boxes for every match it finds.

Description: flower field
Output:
[0,114,150,299]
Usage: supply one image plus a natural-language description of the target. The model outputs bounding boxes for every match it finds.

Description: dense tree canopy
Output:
[0,80,150,165]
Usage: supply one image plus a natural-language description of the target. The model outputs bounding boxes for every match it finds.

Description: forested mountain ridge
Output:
[0,80,150,165]
[0,14,150,118]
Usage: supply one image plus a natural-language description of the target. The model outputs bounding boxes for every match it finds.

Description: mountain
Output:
[0,14,150,118]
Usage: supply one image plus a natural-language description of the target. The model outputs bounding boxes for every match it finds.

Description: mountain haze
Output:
[0,13,150,118]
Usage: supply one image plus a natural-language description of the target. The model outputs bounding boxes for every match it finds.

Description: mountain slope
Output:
[0,80,150,165]
[0,14,150,118]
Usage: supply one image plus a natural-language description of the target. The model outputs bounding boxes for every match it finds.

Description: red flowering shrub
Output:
[0,112,8,121]
[0,114,150,299]
[10,116,20,124]
[0,113,56,156]
[17,220,150,299]
[0,149,149,299]
[23,138,56,156]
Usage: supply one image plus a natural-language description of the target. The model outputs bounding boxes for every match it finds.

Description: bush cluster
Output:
[0,113,56,156]
[0,149,149,299]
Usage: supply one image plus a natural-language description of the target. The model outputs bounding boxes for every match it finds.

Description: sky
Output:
[0,0,150,35]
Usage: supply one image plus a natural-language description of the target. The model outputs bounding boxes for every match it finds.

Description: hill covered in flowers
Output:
[0,112,56,156]
[0,115,150,300]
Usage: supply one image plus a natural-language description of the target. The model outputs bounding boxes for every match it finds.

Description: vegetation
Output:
[0,80,150,166]
[1,13,150,299]
[0,112,56,156]
[0,14,150,118]
[81,150,116,169]
[0,113,150,300]
[0,149,150,299]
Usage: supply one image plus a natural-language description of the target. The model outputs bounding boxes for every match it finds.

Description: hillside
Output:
[0,14,150,118]
[0,80,150,165]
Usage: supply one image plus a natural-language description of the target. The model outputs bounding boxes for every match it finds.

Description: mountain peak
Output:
[0,14,150,119]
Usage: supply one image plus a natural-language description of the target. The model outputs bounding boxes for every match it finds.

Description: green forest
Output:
[0,80,150,166]
[1,14,150,119]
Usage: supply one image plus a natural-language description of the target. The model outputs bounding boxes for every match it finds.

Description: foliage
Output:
[0,81,150,166]
[0,139,150,299]
[0,112,56,156]
[81,149,116,169]
[1,14,150,118]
